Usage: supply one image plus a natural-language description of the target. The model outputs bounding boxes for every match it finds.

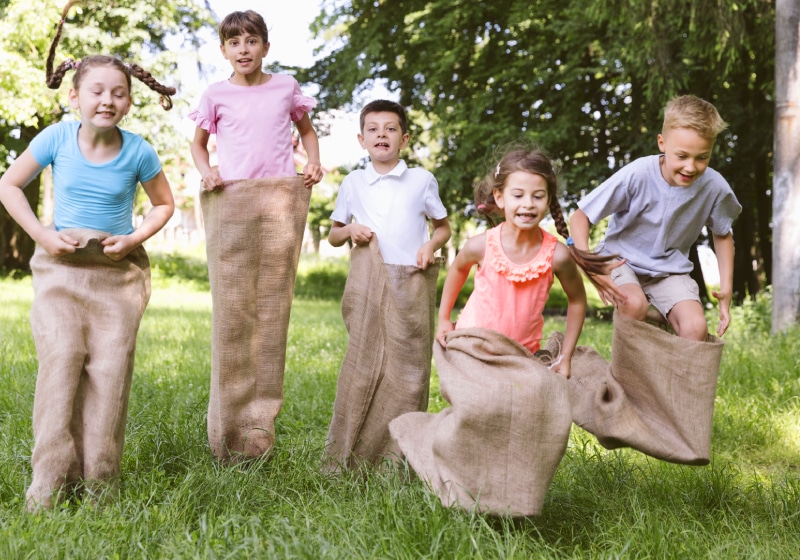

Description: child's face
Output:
[657,127,714,187]
[493,171,550,231]
[220,33,270,77]
[358,111,409,168]
[69,66,132,131]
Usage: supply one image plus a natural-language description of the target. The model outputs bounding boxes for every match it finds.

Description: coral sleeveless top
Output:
[456,223,557,353]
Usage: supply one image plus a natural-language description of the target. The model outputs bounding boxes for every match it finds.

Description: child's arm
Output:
[416,216,451,270]
[435,234,484,348]
[328,220,373,247]
[190,127,223,191]
[551,242,587,379]
[0,149,79,256]
[101,170,175,261]
[711,232,734,336]
[569,208,626,306]
[295,113,323,188]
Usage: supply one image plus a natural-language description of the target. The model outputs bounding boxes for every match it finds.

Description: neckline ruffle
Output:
[487,223,556,282]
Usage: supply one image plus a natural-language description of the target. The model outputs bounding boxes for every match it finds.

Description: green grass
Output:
[1,251,799,558]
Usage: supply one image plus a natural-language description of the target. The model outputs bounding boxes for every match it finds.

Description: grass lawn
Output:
[0,250,798,559]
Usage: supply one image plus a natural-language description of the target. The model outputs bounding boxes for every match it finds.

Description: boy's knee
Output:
[668,303,709,341]
[618,289,649,321]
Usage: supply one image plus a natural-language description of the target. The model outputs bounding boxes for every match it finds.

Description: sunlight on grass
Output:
[1,258,799,558]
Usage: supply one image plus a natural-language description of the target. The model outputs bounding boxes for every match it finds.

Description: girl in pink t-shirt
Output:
[436,148,619,379]
[189,10,322,189]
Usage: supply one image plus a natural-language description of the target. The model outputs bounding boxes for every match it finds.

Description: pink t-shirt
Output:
[456,224,557,353]
[188,74,316,180]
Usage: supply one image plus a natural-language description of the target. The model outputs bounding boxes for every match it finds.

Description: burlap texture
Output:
[389,328,572,517]
[324,238,440,471]
[26,228,151,509]
[569,310,724,465]
[201,176,310,462]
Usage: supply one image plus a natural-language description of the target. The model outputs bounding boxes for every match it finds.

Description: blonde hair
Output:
[662,95,727,140]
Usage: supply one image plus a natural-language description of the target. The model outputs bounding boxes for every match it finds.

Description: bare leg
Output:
[667,300,709,341]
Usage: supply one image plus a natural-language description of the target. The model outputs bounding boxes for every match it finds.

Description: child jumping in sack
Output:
[324,99,451,471]
[570,95,742,339]
[0,4,175,510]
[436,147,619,379]
[188,10,323,463]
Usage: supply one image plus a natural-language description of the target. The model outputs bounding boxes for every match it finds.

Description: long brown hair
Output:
[46,1,176,110]
[475,147,618,277]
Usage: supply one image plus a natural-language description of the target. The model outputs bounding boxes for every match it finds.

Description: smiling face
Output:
[657,127,714,187]
[69,65,132,131]
[358,111,410,173]
[221,33,270,78]
[493,171,550,231]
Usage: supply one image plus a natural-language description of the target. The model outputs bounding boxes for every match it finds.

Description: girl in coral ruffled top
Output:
[436,148,621,379]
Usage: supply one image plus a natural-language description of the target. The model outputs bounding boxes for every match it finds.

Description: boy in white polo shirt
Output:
[325,99,451,471]
[328,99,450,266]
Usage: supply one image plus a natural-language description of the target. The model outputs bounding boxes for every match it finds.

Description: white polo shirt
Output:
[331,160,448,265]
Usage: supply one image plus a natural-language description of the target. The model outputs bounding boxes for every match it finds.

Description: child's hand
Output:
[39,229,79,257]
[711,288,732,336]
[348,224,373,245]
[201,167,224,191]
[101,235,138,261]
[416,242,435,270]
[435,319,454,348]
[302,162,323,188]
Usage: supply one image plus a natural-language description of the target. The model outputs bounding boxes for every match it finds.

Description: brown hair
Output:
[219,10,269,44]
[662,95,727,140]
[45,1,176,110]
[359,100,408,134]
[475,147,618,277]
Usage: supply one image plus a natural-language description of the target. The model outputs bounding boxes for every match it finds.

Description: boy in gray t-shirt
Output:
[570,95,742,340]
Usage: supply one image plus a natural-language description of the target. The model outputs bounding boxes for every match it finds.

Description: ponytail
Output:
[46,1,176,111]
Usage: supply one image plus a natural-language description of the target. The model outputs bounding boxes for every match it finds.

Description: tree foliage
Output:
[301,0,774,300]
[0,0,214,271]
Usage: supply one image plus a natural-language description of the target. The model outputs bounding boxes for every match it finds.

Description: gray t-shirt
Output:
[578,155,741,277]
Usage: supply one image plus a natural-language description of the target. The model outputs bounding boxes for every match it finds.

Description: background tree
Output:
[301,0,774,302]
[0,0,213,271]
[772,0,800,331]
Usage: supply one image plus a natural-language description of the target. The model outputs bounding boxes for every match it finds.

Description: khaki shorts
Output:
[610,262,701,317]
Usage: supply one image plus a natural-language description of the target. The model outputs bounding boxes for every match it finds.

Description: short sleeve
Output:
[707,189,742,236]
[28,124,59,167]
[188,88,218,133]
[136,138,163,184]
[289,78,317,122]
[578,165,637,224]
[330,178,352,224]
[423,173,448,219]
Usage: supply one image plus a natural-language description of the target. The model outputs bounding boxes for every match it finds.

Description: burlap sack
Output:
[26,228,151,509]
[324,238,440,472]
[201,176,311,462]
[569,310,724,465]
[389,328,572,517]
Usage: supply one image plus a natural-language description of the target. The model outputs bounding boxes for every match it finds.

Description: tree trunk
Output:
[772,0,800,332]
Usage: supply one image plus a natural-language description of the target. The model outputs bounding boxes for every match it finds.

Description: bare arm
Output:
[551,242,587,379]
[416,216,451,270]
[296,113,323,188]
[435,234,484,348]
[0,148,79,256]
[569,208,626,306]
[328,220,373,247]
[711,232,735,336]
[190,126,223,191]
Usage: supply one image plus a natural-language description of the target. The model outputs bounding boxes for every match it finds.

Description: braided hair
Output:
[474,147,619,278]
[46,1,176,110]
